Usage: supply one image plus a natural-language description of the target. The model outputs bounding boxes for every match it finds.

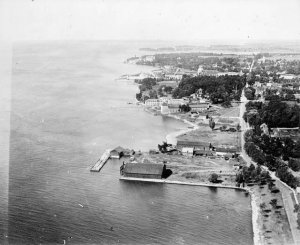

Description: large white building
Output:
[160,102,170,114]
[168,99,185,105]
[168,104,180,113]
[189,103,210,112]
[145,99,160,107]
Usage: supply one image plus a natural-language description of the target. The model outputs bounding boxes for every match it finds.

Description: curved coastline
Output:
[164,114,199,145]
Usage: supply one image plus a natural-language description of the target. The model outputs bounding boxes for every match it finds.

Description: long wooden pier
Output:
[90,149,111,172]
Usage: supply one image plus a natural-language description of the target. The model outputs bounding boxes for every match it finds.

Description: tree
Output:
[276,163,299,189]
[244,129,254,143]
[136,92,142,101]
[244,87,255,100]
[260,202,266,210]
[164,86,173,94]
[209,118,215,130]
[236,173,244,183]
[289,158,300,172]
[179,104,191,113]
[222,99,231,107]
[268,181,275,190]
[209,173,219,183]
[270,199,277,209]
[294,204,300,213]
[236,124,241,131]
[148,90,158,99]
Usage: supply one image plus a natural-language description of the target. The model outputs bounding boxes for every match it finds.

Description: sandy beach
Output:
[165,114,199,145]
[248,189,262,245]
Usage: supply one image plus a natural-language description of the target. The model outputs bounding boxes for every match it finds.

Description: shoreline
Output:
[248,189,261,245]
[164,114,200,145]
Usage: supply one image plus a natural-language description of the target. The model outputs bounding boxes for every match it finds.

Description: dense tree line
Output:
[243,99,300,128]
[172,75,246,104]
[289,158,300,172]
[135,78,158,101]
[264,89,297,101]
[136,78,157,92]
[236,164,271,185]
[244,128,300,188]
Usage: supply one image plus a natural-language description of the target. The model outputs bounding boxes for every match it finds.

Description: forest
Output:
[172,75,246,104]
[243,99,300,128]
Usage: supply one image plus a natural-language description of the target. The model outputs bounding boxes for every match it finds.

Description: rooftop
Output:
[123,162,165,175]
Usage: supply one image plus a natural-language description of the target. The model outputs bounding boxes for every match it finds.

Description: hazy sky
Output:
[1,0,300,42]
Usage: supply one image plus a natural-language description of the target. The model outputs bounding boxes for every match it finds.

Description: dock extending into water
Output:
[90,149,111,172]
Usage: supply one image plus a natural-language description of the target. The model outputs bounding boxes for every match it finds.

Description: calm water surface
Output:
[5,41,253,244]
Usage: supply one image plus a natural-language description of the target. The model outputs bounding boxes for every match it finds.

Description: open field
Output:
[177,127,241,150]
[214,105,240,118]
[135,153,239,186]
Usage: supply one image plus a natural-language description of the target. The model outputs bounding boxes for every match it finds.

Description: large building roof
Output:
[123,163,165,175]
[177,140,209,147]
[189,103,209,108]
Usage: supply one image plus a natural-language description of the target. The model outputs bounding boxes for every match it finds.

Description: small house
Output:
[194,149,214,157]
[215,147,238,156]
[181,147,194,156]
[110,146,125,159]
[177,140,209,150]
[189,103,210,112]
[120,162,166,179]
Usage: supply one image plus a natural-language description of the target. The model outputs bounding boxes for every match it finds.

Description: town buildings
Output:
[189,102,210,112]
[271,127,300,142]
[145,99,161,107]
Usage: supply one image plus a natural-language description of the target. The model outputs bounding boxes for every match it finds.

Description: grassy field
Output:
[135,152,239,186]
[177,127,241,150]
[215,105,240,118]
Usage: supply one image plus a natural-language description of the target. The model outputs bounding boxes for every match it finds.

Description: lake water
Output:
[3,41,253,244]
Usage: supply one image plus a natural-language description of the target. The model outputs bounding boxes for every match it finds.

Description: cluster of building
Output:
[145,90,210,115]
[253,79,300,101]
[197,66,243,77]
[176,139,238,158]
[260,124,300,142]
[150,66,197,81]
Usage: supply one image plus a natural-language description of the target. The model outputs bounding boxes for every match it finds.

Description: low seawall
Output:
[119,176,246,190]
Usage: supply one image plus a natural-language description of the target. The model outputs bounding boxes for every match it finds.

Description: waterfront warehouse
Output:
[120,162,166,179]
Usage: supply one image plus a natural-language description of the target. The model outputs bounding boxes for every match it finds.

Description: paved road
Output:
[238,88,300,244]
[239,89,252,165]
[276,179,300,245]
